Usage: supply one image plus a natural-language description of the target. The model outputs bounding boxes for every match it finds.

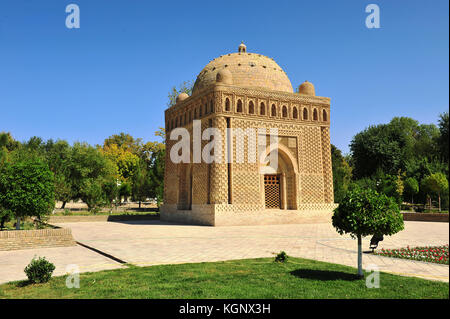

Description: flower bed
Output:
[374,245,449,265]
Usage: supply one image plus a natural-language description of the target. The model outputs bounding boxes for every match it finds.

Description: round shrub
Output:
[274,251,289,263]
[24,256,56,284]
[332,187,404,239]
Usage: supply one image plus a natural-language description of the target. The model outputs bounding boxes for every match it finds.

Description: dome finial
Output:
[238,41,247,53]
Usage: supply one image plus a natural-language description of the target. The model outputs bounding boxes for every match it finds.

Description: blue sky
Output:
[0,0,448,154]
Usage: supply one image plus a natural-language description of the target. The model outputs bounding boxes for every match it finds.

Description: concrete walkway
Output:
[0,221,448,284]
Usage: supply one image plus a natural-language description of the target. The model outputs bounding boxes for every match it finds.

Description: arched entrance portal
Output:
[261,145,298,210]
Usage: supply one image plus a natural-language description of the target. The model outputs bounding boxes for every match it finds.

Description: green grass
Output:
[0,257,448,299]
[1,219,53,231]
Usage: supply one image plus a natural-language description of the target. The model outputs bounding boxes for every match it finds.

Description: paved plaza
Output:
[0,220,448,285]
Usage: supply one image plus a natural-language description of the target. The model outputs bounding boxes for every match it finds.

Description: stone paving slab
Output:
[56,220,449,283]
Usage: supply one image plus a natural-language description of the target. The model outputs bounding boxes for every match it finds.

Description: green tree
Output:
[421,173,449,211]
[0,132,19,165]
[119,182,132,203]
[331,144,352,203]
[0,207,13,230]
[0,155,55,229]
[103,132,143,155]
[148,148,165,206]
[403,177,419,204]
[332,188,404,277]
[103,179,119,212]
[131,159,150,208]
[167,80,193,108]
[437,112,449,164]
[350,117,439,179]
[0,134,8,164]
[44,140,73,208]
[69,143,117,211]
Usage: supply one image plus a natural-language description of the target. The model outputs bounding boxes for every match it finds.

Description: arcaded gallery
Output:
[161,43,336,226]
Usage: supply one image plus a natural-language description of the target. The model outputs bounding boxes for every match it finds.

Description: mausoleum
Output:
[160,43,336,226]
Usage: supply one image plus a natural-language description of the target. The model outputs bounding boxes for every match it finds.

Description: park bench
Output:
[369,234,384,252]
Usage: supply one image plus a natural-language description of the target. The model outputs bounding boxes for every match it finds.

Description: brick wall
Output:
[0,228,76,251]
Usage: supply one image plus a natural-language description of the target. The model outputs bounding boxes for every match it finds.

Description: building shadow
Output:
[290,269,361,281]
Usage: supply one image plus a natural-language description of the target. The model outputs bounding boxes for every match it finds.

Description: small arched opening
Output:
[260,102,266,115]
[249,101,255,114]
[237,99,243,113]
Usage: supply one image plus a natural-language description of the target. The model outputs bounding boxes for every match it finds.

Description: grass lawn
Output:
[0,257,448,299]
[52,210,159,216]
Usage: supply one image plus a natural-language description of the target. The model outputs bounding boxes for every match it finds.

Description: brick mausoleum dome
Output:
[192,42,294,94]
[298,80,315,96]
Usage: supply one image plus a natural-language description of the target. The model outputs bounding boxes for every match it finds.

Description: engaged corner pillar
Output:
[281,172,287,210]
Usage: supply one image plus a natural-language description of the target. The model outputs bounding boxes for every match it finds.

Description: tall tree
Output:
[69,142,117,211]
[44,140,73,208]
[103,133,143,155]
[331,144,352,203]
[131,159,150,208]
[350,117,440,179]
[437,112,449,164]
[421,173,449,211]
[403,177,419,204]
[148,148,165,206]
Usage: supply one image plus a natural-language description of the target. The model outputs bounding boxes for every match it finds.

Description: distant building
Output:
[161,43,336,226]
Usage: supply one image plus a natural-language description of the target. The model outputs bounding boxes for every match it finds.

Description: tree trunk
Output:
[16,216,21,230]
[357,235,363,278]
[61,201,66,209]
[139,201,141,209]
[438,193,441,212]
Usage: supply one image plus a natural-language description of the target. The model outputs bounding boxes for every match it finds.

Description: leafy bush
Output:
[24,256,55,284]
[62,209,71,216]
[333,187,404,238]
[274,251,288,263]
[400,204,413,211]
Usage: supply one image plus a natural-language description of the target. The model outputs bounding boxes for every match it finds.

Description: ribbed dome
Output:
[192,46,293,94]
